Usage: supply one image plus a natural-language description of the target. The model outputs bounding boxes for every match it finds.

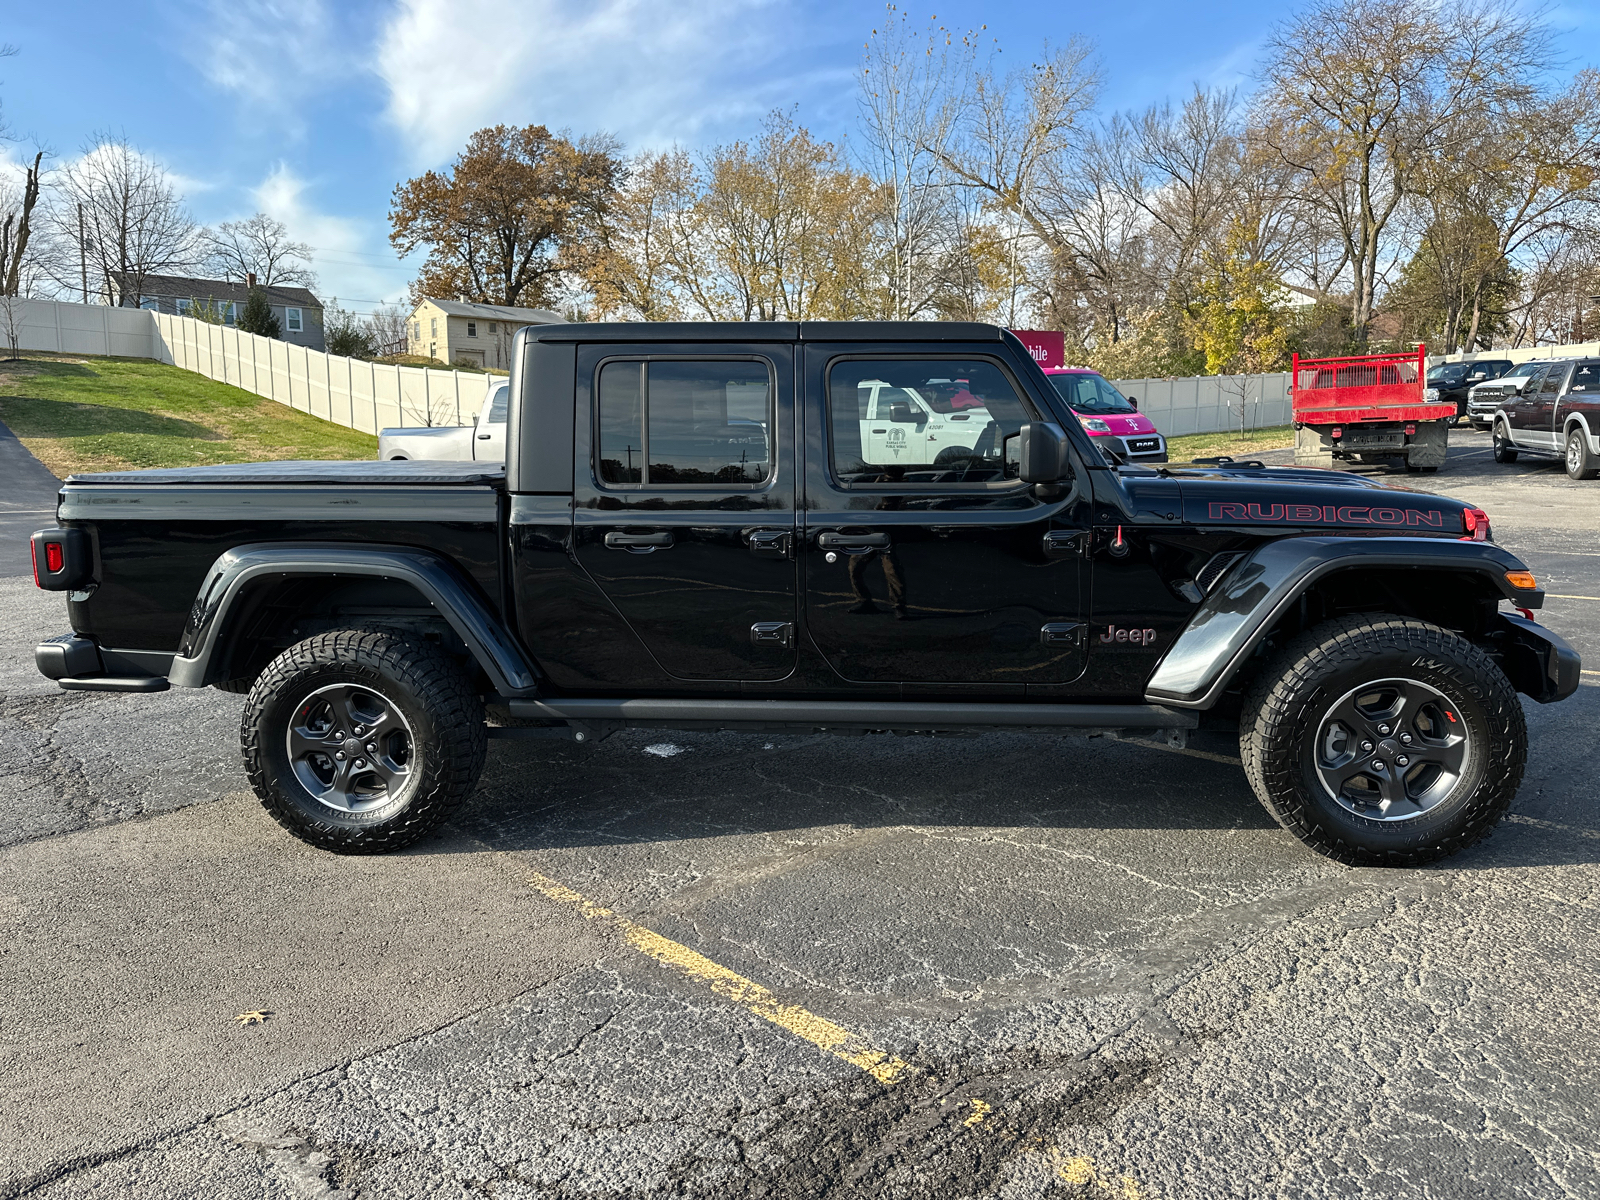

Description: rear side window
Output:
[1569,363,1600,392]
[596,359,772,487]
[1542,365,1568,394]
[827,358,1032,485]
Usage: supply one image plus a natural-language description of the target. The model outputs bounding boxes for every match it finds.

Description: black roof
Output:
[525,321,1006,343]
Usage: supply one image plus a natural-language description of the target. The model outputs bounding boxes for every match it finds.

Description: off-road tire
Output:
[1240,613,1524,866]
[242,629,486,854]
[1565,427,1600,480]
[1492,422,1518,463]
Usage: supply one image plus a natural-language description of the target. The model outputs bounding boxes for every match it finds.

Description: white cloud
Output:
[248,164,414,311]
[375,0,815,165]
[184,0,349,117]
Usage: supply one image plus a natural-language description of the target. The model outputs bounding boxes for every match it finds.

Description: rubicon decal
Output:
[1101,625,1157,646]
[1208,502,1447,528]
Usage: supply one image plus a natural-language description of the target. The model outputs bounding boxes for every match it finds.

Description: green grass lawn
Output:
[1165,424,1295,462]
[0,354,377,476]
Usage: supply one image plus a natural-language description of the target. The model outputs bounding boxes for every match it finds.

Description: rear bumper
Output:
[1495,614,1581,704]
[36,633,171,693]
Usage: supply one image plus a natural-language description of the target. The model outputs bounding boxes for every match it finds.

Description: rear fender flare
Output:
[167,543,536,695]
[1144,536,1544,709]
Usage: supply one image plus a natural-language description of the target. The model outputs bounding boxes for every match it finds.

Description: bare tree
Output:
[368,302,410,357]
[48,135,202,306]
[1,149,45,296]
[0,290,23,359]
[206,212,315,287]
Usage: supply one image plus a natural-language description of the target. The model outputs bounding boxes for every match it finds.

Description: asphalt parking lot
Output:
[2,425,1598,1200]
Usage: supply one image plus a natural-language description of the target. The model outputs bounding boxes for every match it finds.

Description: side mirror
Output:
[887,401,924,425]
[1127,396,1138,410]
[1013,422,1071,484]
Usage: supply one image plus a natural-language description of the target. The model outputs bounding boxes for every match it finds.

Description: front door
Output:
[1505,365,1547,441]
[802,347,1089,688]
[572,344,797,681]
[1528,362,1569,448]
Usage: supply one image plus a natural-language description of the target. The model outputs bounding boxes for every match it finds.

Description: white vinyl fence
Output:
[1107,372,1292,437]
[7,297,497,434]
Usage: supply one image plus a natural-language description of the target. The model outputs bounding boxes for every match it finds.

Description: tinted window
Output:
[1569,363,1600,392]
[1047,373,1136,414]
[597,359,771,487]
[1542,365,1568,394]
[829,359,1031,485]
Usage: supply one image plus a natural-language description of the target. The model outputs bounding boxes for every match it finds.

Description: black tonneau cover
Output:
[65,460,506,487]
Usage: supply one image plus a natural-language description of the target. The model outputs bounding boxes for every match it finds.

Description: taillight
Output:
[29,528,92,591]
[1461,506,1491,541]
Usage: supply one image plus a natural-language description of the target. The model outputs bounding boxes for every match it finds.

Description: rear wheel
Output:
[1492,422,1518,463]
[1565,427,1600,480]
[1240,614,1524,865]
[242,629,486,854]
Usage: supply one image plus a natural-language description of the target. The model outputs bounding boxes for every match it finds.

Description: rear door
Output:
[1558,360,1600,442]
[571,344,798,681]
[802,345,1089,689]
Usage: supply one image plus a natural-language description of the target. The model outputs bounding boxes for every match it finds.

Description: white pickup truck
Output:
[378,382,509,461]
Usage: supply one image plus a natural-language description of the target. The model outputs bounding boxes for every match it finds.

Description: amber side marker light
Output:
[1505,570,1538,590]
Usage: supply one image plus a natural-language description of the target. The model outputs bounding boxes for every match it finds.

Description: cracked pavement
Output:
[2,426,1598,1198]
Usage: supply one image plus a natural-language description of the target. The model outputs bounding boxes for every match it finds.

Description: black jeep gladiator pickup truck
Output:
[30,322,1580,865]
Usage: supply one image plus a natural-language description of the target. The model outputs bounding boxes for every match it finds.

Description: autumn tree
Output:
[390,124,621,309]
[1256,0,1546,346]
[207,213,315,287]
[583,149,697,320]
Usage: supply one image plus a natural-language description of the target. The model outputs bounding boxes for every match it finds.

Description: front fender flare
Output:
[167,543,536,695]
[1144,536,1543,709]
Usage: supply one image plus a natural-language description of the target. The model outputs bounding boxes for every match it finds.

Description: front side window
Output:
[597,359,772,486]
[828,358,1031,485]
[285,307,303,332]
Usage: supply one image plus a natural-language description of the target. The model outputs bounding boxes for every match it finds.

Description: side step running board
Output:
[507,697,1197,732]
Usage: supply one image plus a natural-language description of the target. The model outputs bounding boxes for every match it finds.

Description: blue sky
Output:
[4,0,1597,313]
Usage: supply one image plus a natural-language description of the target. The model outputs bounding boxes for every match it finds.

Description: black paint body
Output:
[47,324,1571,711]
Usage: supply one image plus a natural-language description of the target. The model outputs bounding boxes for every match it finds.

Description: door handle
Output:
[477,433,491,440]
[604,531,674,551]
[1043,530,1089,556]
[747,529,792,557]
[1040,622,1083,647]
[817,532,890,550]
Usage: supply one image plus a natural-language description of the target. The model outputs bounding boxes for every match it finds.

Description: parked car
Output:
[1483,358,1600,479]
[1466,360,1567,432]
[1042,367,1168,462]
[30,322,1579,868]
[379,382,508,461]
[1424,358,1514,424]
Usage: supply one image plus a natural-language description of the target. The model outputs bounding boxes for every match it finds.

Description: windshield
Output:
[1048,373,1136,414]
[1499,364,1544,384]
[1427,365,1468,384]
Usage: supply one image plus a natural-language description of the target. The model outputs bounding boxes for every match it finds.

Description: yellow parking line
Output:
[525,870,913,1085]
[1548,594,1600,601]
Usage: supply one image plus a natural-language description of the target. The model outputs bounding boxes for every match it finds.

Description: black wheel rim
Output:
[1312,677,1470,822]
[286,683,415,812]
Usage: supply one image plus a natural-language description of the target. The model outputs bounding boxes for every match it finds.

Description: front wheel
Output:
[1565,428,1600,480]
[242,629,486,854]
[1240,614,1525,865]
[1492,423,1518,463]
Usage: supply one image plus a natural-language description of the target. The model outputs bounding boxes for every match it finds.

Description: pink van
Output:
[1042,367,1168,463]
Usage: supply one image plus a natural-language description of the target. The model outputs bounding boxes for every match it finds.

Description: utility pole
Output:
[77,204,88,304]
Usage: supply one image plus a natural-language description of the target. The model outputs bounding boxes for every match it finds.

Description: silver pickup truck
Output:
[378,382,508,461]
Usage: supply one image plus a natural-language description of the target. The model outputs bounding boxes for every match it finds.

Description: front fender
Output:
[1144,536,1544,709]
[167,543,536,695]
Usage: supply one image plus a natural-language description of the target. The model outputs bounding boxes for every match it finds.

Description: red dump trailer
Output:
[1291,346,1453,472]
